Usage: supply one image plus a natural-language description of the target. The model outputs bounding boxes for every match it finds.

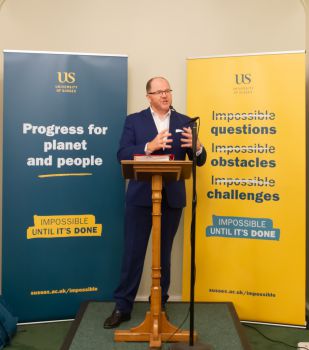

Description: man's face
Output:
[146,78,172,115]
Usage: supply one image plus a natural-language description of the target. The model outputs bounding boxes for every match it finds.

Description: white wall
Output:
[0,0,305,300]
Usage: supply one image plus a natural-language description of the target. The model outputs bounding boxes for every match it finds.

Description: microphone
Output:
[175,116,200,133]
[187,116,199,123]
[169,106,199,124]
[182,116,199,127]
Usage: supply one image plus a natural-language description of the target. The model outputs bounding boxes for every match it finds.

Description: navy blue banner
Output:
[3,51,127,321]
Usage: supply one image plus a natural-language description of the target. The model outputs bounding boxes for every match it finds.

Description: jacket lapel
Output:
[143,108,158,137]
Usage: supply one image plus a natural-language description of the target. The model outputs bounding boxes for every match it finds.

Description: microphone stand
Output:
[170,122,212,350]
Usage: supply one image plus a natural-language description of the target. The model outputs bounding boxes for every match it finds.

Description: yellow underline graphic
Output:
[38,173,93,178]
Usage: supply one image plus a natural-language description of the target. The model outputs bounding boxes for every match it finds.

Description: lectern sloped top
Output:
[121,160,192,182]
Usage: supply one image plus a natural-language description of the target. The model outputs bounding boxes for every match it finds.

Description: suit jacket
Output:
[117,108,207,208]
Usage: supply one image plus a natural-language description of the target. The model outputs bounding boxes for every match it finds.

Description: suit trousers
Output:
[113,194,183,313]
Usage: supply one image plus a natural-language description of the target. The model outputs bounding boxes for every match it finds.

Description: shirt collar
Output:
[150,106,171,120]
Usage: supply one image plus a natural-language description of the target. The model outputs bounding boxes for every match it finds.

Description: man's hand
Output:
[147,129,173,152]
[180,127,202,151]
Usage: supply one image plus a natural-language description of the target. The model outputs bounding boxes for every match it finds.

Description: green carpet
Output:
[6,321,72,350]
[4,310,309,349]
[243,323,309,349]
[61,301,251,350]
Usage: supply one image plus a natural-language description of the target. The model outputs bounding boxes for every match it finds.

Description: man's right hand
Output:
[147,129,173,153]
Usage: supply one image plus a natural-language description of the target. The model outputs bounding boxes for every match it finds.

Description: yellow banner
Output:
[183,52,306,325]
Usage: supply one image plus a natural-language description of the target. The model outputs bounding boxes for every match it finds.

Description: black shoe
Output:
[103,309,131,329]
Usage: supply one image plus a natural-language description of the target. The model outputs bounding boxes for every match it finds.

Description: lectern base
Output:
[115,311,195,347]
[169,342,213,350]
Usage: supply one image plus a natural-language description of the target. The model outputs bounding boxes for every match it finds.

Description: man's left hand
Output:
[180,127,202,151]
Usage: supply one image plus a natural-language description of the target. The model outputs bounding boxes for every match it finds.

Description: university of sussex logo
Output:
[55,72,78,93]
[233,73,253,95]
[57,72,76,84]
[235,73,252,85]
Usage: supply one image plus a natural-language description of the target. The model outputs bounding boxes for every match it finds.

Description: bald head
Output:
[146,77,170,94]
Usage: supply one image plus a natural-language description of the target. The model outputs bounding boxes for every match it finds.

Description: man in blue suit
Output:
[104,77,206,329]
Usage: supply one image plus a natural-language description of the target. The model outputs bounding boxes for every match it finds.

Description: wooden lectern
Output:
[114,160,194,348]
